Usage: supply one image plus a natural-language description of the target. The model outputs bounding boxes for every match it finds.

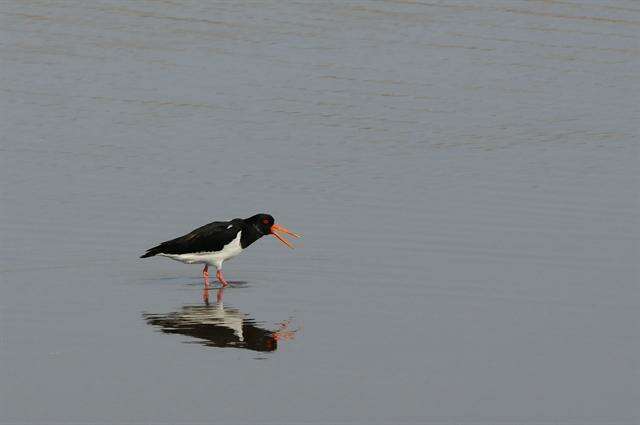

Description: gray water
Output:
[1,1,638,423]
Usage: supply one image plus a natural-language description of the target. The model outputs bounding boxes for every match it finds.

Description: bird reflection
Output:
[143,288,299,352]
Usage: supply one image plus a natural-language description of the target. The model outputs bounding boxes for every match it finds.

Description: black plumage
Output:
[140,212,299,288]
[140,214,273,258]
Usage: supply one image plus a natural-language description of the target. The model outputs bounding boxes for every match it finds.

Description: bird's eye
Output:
[263,219,269,224]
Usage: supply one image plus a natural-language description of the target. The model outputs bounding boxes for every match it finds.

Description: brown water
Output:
[1,1,638,423]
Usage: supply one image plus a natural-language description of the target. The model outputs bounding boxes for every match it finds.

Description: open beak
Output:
[270,224,301,249]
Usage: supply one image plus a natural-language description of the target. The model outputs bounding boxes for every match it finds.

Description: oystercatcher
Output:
[140,213,300,287]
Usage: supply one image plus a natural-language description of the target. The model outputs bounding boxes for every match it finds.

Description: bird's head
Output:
[247,213,301,248]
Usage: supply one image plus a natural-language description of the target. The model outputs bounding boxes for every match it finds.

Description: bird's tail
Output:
[140,245,162,258]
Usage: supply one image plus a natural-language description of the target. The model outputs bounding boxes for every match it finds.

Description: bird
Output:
[140,213,300,288]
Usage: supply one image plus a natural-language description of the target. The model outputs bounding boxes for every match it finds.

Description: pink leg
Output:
[202,265,210,288]
[216,269,229,287]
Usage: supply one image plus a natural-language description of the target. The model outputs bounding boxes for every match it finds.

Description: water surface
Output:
[1,1,638,423]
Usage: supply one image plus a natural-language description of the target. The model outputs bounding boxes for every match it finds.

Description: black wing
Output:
[140,219,242,257]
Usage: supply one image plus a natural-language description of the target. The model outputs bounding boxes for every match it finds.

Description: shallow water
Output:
[1,1,638,423]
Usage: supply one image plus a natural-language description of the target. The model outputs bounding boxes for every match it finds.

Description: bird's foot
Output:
[216,270,230,287]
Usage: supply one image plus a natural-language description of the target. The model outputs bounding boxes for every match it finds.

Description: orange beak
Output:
[270,223,301,249]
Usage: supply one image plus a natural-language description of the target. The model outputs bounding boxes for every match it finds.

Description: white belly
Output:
[159,231,243,269]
